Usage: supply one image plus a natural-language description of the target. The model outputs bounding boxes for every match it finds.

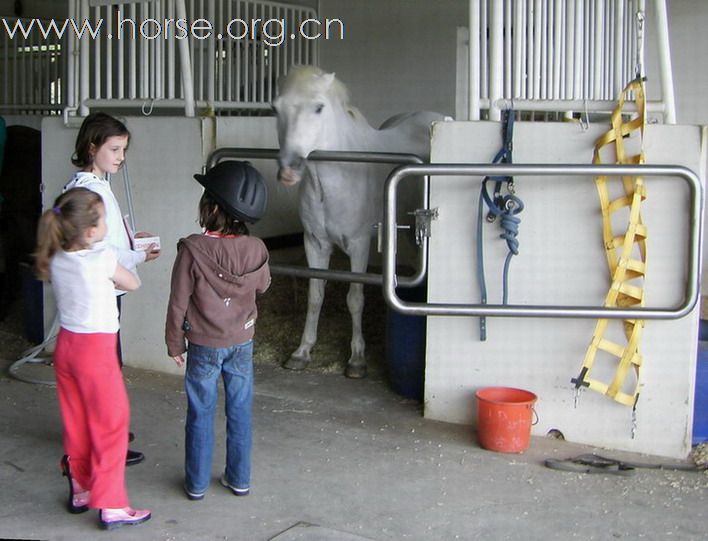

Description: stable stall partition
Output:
[424,120,705,459]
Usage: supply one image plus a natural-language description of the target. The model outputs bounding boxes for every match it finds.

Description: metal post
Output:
[488,0,504,120]
[653,0,676,123]
[176,0,195,116]
[468,0,481,120]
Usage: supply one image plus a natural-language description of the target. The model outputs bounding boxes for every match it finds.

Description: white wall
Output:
[426,120,705,458]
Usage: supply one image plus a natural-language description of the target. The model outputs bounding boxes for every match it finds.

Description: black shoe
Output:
[60,455,89,514]
[126,449,145,467]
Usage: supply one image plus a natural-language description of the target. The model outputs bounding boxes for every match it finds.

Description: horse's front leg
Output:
[343,236,370,379]
[283,233,333,370]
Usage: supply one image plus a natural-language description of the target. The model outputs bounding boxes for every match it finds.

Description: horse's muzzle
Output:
[278,166,303,186]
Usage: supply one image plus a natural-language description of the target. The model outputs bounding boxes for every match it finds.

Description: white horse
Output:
[273,65,443,378]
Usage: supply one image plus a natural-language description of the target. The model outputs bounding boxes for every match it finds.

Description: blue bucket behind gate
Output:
[385,284,427,400]
[694,320,708,445]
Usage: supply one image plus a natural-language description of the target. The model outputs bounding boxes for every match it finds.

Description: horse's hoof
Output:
[345,364,367,379]
[283,356,309,371]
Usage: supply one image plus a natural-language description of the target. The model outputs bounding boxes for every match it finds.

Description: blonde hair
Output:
[34,188,103,281]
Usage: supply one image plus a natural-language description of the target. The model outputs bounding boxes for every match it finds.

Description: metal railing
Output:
[205,147,430,286]
[65,0,318,117]
[462,0,676,122]
[383,163,702,319]
[0,17,66,114]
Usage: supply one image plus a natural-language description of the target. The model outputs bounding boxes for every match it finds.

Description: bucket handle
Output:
[531,407,539,426]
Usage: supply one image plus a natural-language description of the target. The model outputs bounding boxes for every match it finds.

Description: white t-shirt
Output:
[50,245,120,333]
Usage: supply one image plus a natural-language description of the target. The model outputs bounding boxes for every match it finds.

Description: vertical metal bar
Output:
[206,0,215,108]
[513,0,523,99]
[259,3,265,103]
[488,0,503,120]
[522,0,535,99]
[654,0,676,123]
[540,0,548,99]
[79,0,90,115]
[91,5,99,99]
[167,0,175,99]
[104,5,112,100]
[552,0,562,99]
[117,2,124,99]
[503,0,511,99]
[568,0,583,100]
[592,0,603,99]
[176,0,195,116]
[468,0,481,119]
[480,0,488,102]
[532,0,541,98]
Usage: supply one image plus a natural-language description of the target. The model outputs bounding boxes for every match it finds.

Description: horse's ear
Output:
[322,72,336,88]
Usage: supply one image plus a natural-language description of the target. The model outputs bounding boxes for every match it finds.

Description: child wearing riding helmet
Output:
[35,187,151,530]
[165,161,271,500]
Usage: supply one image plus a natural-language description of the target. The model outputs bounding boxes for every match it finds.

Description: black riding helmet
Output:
[193,161,268,223]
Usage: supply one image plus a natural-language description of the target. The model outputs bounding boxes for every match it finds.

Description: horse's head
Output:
[272,66,345,186]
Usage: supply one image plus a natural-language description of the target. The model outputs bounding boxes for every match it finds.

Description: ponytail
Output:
[34,188,103,281]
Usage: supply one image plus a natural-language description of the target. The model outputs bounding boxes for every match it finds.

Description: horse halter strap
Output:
[476,110,523,341]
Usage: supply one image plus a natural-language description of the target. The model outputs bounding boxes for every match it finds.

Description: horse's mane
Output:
[279,65,367,123]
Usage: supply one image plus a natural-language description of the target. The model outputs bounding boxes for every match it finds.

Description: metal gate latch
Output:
[411,208,439,245]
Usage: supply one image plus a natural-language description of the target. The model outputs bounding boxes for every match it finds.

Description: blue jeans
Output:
[184,340,253,494]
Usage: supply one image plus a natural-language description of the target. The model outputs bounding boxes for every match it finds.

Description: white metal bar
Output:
[207,0,215,108]
[167,0,175,99]
[532,0,541,98]
[93,5,100,99]
[504,0,512,98]
[488,0,503,120]
[552,0,562,99]
[513,0,523,99]
[654,0,675,123]
[468,0,481,120]
[480,0,488,101]
[129,3,137,99]
[176,0,195,116]
[593,0,603,99]
[79,0,90,115]
[105,5,113,99]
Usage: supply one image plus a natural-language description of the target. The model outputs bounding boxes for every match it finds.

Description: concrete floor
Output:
[1,356,707,541]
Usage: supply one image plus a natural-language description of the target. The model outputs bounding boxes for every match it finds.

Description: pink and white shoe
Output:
[60,455,89,514]
[99,507,152,530]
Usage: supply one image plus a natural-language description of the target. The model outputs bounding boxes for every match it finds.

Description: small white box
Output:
[132,236,161,251]
[123,215,160,251]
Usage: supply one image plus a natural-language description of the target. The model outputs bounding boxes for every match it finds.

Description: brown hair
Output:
[71,112,130,169]
[198,191,249,236]
[34,188,104,280]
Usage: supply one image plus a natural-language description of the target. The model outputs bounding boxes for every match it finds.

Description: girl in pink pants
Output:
[35,187,151,530]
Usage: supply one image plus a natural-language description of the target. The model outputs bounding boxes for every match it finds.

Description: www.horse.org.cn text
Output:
[2,14,345,47]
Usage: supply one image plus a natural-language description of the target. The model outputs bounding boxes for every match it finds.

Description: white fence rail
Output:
[65,0,318,117]
[0,18,66,114]
[459,0,676,122]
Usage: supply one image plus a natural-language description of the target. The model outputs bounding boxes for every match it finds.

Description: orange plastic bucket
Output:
[475,387,538,453]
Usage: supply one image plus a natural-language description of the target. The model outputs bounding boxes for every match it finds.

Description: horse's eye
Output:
[315,103,324,114]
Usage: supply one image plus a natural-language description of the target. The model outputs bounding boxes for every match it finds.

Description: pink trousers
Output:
[54,328,129,509]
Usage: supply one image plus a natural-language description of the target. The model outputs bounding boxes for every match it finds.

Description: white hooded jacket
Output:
[64,171,146,293]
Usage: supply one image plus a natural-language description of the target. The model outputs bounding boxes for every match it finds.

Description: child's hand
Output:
[172,354,185,368]
[144,244,161,261]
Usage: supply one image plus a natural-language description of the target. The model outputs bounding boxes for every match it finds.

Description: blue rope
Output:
[477,111,522,339]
